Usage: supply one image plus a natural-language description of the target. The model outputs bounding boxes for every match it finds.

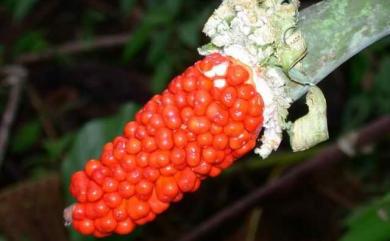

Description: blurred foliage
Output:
[341,193,390,241]
[9,119,42,154]
[342,38,390,131]
[119,0,137,17]
[12,31,49,58]
[2,0,38,21]
[122,0,216,93]
[0,0,389,241]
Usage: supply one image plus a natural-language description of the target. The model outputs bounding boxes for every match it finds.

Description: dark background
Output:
[0,0,389,241]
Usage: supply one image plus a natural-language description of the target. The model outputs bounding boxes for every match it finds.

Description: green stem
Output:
[289,0,390,101]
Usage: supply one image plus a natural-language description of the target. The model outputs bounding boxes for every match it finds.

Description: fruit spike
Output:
[66,53,265,237]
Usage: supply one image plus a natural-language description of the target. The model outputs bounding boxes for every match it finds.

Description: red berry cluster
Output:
[69,53,264,237]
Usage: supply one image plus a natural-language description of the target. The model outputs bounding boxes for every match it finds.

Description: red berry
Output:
[115,219,135,235]
[127,197,150,220]
[227,64,249,86]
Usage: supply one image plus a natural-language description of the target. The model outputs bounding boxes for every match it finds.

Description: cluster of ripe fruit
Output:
[68,53,264,237]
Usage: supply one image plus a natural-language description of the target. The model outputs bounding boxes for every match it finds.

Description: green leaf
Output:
[122,22,153,62]
[150,58,173,93]
[10,120,42,154]
[341,193,390,241]
[119,0,137,16]
[147,29,171,65]
[12,31,48,57]
[178,8,212,47]
[61,103,139,201]
[43,134,75,160]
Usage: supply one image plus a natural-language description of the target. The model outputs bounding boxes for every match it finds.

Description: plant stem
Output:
[289,0,390,101]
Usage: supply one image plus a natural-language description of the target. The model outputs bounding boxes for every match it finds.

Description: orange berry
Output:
[136,152,149,168]
[226,64,249,86]
[84,160,101,177]
[84,203,98,219]
[221,86,237,107]
[103,192,122,208]
[72,203,85,220]
[224,122,244,137]
[182,76,197,92]
[70,171,88,202]
[143,167,160,182]
[93,200,110,217]
[142,137,157,152]
[174,91,187,108]
[202,147,217,164]
[197,75,213,90]
[170,147,186,166]
[113,202,128,221]
[186,142,201,167]
[135,126,147,139]
[126,138,142,154]
[156,177,179,202]
[87,181,103,202]
[180,107,194,122]
[248,95,264,117]
[244,116,262,132]
[120,154,137,172]
[100,149,116,167]
[102,177,118,193]
[127,168,143,184]
[213,134,229,150]
[194,90,212,115]
[124,121,138,138]
[162,91,175,106]
[160,164,177,176]
[230,99,249,121]
[95,214,117,233]
[206,102,229,126]
[193,161,211,176]
[188,116,211,134]
[112,165,126,181]
[168,76,183,93]
[209,167,222,177]
[78,219,95,235]
[210,123,223,135]
[115,219,135,235]
[118,181,135,198]
[155,128,174,150]
[149,114,165,129]
[136,180,154,197]
[175,168,197,193]
[140,110,153,125]
[127,197,150,220]
[233,139,256,158]
[150,150,170,168]
[173,129,188,148]
[162,105,182,129]
[237,84,256,100]
[148,190,170,214]
[197,132,213,146]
